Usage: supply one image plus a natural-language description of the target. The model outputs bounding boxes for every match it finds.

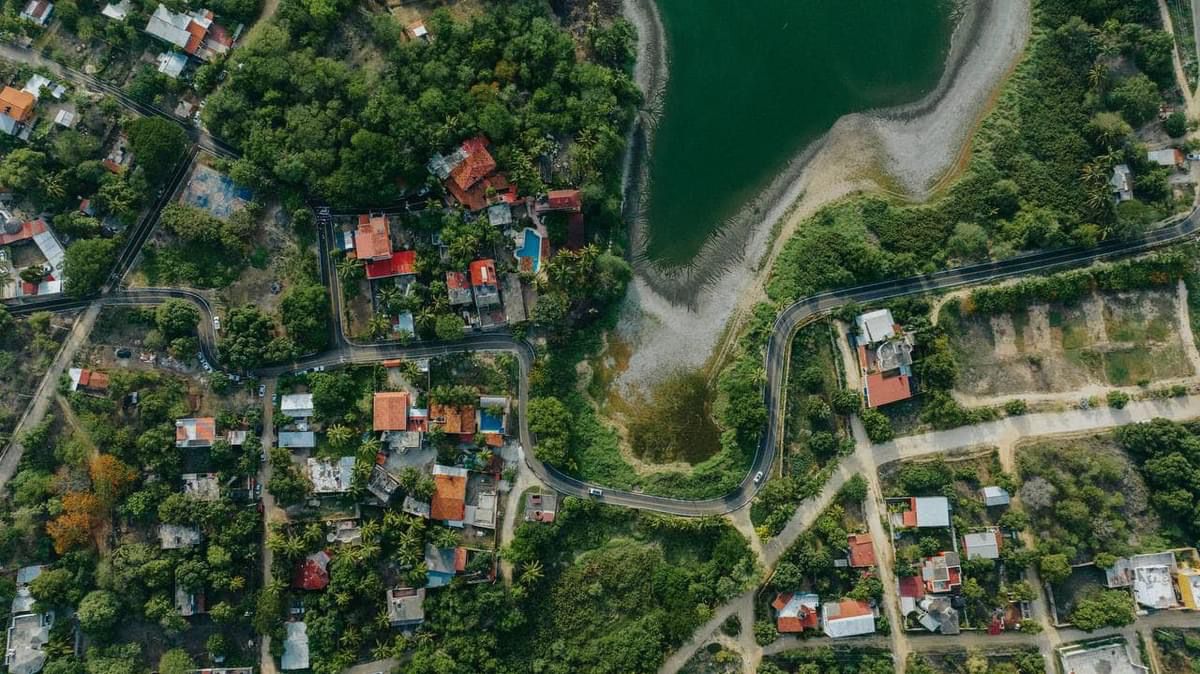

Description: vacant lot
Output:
[942,288,1193,396]
[909,649,1044,674]
[1154,628,1200,673]
[1017,436,1164,564]
[0,310,71,443]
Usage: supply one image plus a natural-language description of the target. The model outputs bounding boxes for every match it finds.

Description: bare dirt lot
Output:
[944,288,1195,398]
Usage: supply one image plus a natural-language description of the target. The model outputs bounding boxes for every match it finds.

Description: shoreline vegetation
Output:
[586,0,1189,501]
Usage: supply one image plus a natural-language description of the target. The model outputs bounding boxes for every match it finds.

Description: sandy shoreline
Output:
[614,0,1032,392]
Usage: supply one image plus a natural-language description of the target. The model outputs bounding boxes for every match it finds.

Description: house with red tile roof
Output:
[854,308,915,408]
[434,136,517,211]
[772,593,820,633]
[537,189,582,213]
[293,550,331,591]
[68,368,110,395]
[175,417,216,448]
[365,249,416,280]
[848,533,876,568]
[446,271,473,306]
[354,214,392,262]
[430,403,476,437]
[144,4,232,61]
[430,465,468,524]
[373,392,409,432]
[469,259,499,308]
[822,599,876,638]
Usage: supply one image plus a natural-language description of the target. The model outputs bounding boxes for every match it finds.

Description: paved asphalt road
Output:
[10,208,1198,515]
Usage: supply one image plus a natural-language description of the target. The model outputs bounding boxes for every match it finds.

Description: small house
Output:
[175,417,216,448]
[307,457,354,494]
[446,271,473,306]
[19,0,52,25]
[68,368,109,395]
[292,550,331,591]
[0,87,36,136]
[469,259,500,308]
[962,530,1002,561]
[159,524,201,550]
[431,464,468,525]
[1148,148,1184,169]
[1111,164,1133,203]
[847,533,876,568]
[980,486,1010,507]
[425,544,466,588]
[156,51,188,79]
[385,587,425,627]
[280,393,314,419]
[821,599,876,638]
[280,622,309,670]
[772,592,820,633]
[354,213,392,262]
[365,249,416,281]
[921,552,962,594]
[367,465,400,504]
[524,491,557,523]
[892,496,951,529]
[373,391,409,432]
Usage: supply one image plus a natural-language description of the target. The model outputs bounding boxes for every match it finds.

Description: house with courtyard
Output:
[1105,551,1181,610]
[921,551,962,594]
[1057,638,1147,674]
[524,492,557,523]
[431,403,475,441]
[854,308,915,408]
[890,496,951,529]
[772,592,820,634]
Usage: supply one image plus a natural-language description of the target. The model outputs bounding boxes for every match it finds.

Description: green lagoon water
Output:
[643,0,956,266]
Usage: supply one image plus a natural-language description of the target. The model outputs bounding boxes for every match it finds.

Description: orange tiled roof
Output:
[865,371,913,408]
[0,87,34,123]
[354,214,392,261]
[373,392,409,432]
[469,259,496,288]
[431,404,476,436]
[431,473,466,521]
[848,533,876,568]
[449,141,496,192]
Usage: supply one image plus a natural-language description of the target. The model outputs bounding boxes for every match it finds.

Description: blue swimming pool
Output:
[516,228,542,273]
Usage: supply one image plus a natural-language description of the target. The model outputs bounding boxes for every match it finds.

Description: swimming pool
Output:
[516,228,542,273]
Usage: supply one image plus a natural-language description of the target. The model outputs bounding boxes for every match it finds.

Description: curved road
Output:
[8,211,1200,515]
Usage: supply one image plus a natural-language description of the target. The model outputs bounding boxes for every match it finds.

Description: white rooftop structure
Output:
[277,431,316,448]
[33,226,64,276]
[145,4,208,51]
[52,109,73,128]
[11,566,43,615]
[385,587,425,627]
[280,622,309,670]
[280,393,314,419]
[962,530,1001,560]
[1111,164,1133,202]
[821,600,876,639]
[981,486,1010,507]
[307,456,354,494]
[1105,552,1179,610]
[1058,639,1148,674]
[21,75,49,99]
[465,490,497,530]
[5,612,51,674]
[855,309,897,345]
[777,592,819,623]
[402,496,431,519]
[1148,148,1181,167]
[100,0,130,20]
[156,51,187,79]
[913,496,950,528]
[226,430,248,446]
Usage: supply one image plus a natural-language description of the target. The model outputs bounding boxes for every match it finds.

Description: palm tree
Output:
[377,286,401,313]
[1088,62,1108,94]
[371,639,392,660]
[337,256,363,284]
[327,424,354,450]
[433,527,460,549]
[367,314,391,340]
[520,559,544,586]
[360,519,381,544]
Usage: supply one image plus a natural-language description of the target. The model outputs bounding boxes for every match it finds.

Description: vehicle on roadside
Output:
[753,471,765,484]
[213,316,221,331]
[115,348,132,359]
[258,384,266,398]
[588,488,603,497]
